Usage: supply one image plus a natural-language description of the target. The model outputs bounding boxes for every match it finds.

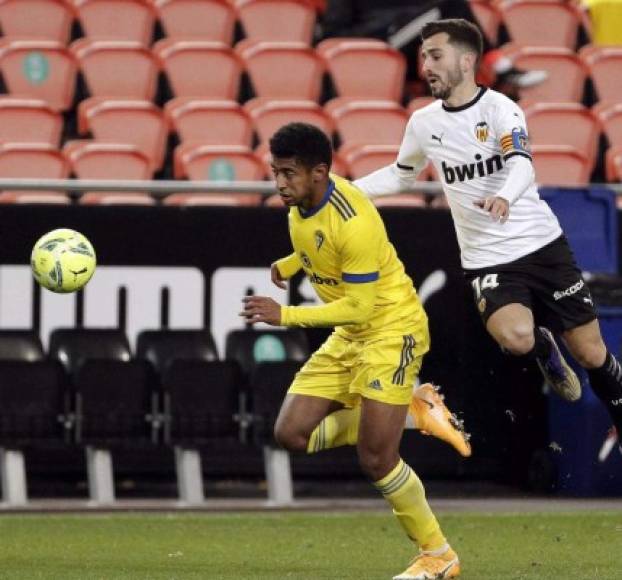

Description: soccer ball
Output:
[31,228,97,293]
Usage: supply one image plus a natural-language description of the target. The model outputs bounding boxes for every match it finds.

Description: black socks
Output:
[587,351,622,434]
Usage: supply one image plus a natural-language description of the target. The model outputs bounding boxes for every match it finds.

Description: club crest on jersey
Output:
[314,230,325,250]
[475,121,489,142]
[300,251,312,269]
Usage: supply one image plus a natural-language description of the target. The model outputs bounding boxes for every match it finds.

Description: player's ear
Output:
[312,163,329,181]
[462,51,476,73]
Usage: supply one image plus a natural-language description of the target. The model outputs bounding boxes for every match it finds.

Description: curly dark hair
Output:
[269,122,332,170]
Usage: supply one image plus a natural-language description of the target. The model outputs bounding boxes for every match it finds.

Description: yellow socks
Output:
[373,459,446,551]
[306,406,361,453]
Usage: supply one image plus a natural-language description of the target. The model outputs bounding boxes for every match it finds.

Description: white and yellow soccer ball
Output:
[31,228,97,293]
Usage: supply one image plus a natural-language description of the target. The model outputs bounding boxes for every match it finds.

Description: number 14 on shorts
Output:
[471,273,499,299]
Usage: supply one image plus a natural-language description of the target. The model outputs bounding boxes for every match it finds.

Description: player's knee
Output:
[273,423,309,453]
[570,339,607,369]
[496,324,535,356]
[357,447,397,482]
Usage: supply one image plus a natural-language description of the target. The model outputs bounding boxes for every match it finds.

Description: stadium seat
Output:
[344,145,401,180]
[372,194,427,208]
[0,143,70,198]
[174,143,266,181]
[330,101,408,149]
[249,360,302,444]
[71,39,159,100]
[511,47,587,102]
[163,192,262,205]
[79,192,155,204]
[0,0,75,43]
[524,103,601,171]
[531,145,591,185]
[236,0,316,43]
[469,0,501,45]
[0,191,70,203]
[136,329,218,375]
[500,0,583,48]
[593,102,622,150]
[407,96,436,116]
[315,37,386,58]
[74,0,156,44]
[166,99,253,147]
[78,98,168,171]
[580,46,622,103]
[154,39,243,100]
[225,328,308,376]
[0,40,77,110]
[321,41,406,102]
[155,0,236,43]
[605,146,622,183]
[0,98,63,146]
[67,141,152,179]
[237,41,324,100]
[247,99,334,143]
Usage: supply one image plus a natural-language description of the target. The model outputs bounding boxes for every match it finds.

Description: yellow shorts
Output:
[288,326,430,407]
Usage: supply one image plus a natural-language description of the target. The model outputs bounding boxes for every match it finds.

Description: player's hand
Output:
[473,196,510,223]
[271,262,287,290]
[240,296,282,326]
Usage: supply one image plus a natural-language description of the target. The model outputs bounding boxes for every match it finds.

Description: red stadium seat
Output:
[0,40,77,110]
[343,145,400,180]
[315,37,385,58]
[531,145,591,185]
[330,101,408,149]
[0,0,75,43]
[593,102,622,150]
[154,39,243,100]
[0,143,70,197]
[500,0,583,48]
[605,146,622,183]
[78,98,168,171]
[79,192,156,204]
[174,144,266,181]
[67,141,152,178]
[407,96,436,116]
[166,99,253,146]
[469,0,501,45]
[0,191,70,203]
[511,47,587,102]
[74,0,156,44]
[524,102,601,170]
[163,192,262,206]
[321,41,406,102]
[237,41,324,100]
[0,97,63,146]
[372,194,427,208]
[236,0,316,43]
[71,39,159,100]
[580,46,622,103]
[247,99,333,143]
[155,0,236,43]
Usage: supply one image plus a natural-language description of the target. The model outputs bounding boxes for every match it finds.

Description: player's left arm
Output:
[241,218,380,327]
[475,102,535,223]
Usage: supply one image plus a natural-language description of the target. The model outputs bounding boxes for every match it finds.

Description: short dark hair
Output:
[421,18,483,65]
[269,122,332,170]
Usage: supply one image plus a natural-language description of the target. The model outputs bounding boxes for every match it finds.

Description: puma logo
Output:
[431,133,444,146]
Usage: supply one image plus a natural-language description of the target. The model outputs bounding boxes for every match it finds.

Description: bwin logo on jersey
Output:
[475,121,489,142]
[442,154,503,184]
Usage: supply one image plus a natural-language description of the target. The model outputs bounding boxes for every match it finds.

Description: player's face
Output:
[421,33,465,100]
[271,157,316,207]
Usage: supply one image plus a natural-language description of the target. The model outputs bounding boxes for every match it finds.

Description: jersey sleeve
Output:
[274,252,302,279]
[354,115,428,197]
[493,99,532,163]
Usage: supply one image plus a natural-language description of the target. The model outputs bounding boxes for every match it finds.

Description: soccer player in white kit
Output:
[355,19,622,496]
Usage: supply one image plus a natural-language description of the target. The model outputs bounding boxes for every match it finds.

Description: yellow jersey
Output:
[276,174,427,340]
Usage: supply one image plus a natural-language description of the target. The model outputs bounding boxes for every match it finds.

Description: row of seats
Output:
[0,327,307,447]
[0,38,407,110]
[0,0,321,45]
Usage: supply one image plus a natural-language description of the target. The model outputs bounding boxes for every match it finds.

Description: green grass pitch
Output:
[1,511,620,579]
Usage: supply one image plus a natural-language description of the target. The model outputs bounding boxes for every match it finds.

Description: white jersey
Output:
[357,87,562,269]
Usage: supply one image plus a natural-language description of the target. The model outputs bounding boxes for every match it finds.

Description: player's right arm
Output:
[353,116,428,197]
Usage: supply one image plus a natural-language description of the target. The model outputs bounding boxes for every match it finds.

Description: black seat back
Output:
[136,329,218,375]
[225,329,308,375]
[49,328,131,375]
[0,330,44,361]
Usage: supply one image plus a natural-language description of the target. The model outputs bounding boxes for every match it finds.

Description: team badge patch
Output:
[300,251,312,268]
[475,121,489,143]
[314,230,325,250]
[511,126,530,153]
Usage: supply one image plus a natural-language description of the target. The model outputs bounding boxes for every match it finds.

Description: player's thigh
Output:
[275,393,345,441]
[357,397,409,461]
[287,331,358,407]
[351,329,430,406]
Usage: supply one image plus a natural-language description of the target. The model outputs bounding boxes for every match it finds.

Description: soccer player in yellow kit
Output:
[241,123,464,580]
